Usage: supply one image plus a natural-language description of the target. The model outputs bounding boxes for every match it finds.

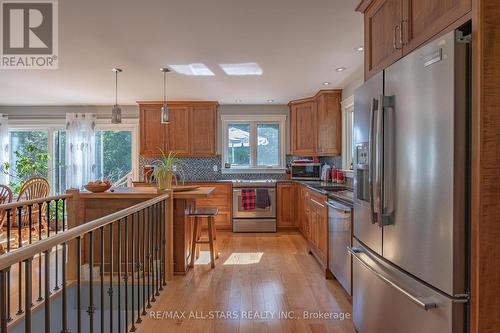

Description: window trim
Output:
[341,95,354,178]
[221,114,286,174]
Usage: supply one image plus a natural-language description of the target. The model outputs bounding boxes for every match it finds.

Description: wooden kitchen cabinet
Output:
[308,189,328,268]
[166,106,190,155]
[289,90,342,157]
[277,183,297,229]
[402,0,471,55]
[138,101,218,157]
[297,185,310,238]
[189,182,232,231]
[316,91,342,156]
[189,105,217,156]
[139,105,166,156]
[290,99,317,156]
[357,0,471,79]
[363,0,403,79]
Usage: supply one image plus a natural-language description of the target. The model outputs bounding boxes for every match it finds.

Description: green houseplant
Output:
[153,150,182,190]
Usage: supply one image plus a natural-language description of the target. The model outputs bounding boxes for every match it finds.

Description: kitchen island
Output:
[67,186,215,279]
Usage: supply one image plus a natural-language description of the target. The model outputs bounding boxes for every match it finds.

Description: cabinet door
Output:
[402,0,471,54]
[316,91,342,156]
[166,106,190,155]
[291,101,317,156]
[140,106,166,157]
[364,0,403,79]
[189,105,217,156]
[317,201,328,259]
[277,183,297,228]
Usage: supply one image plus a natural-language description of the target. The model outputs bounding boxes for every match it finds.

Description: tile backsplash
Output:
[139,155,342,182]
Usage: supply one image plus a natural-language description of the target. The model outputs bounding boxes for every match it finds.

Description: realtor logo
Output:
[1,0,58,69]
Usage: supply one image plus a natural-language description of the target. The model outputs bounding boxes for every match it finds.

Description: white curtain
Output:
[0,114,8,185]
[65,113,96,189]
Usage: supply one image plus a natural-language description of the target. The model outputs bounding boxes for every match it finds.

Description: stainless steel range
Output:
[232,180,277,232]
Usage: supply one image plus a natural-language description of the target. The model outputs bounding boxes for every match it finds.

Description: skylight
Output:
[169,63,215,76]
[219,62,263,76]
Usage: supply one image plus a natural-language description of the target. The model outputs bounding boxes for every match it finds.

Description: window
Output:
[95,119,139,187]
[222,115,286,173]
[342,96,354,174]
[95,130,132,186]
[6,118,139,193]
[8,128,67,194]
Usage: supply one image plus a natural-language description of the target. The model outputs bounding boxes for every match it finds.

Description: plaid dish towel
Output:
[241,189,256,210]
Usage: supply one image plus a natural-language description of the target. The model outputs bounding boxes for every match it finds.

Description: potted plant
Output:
[153,150,182,191]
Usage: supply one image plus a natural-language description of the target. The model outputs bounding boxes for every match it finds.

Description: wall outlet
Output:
[213,165,218,172]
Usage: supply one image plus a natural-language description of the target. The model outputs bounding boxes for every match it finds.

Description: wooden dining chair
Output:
[0,184,13,254]
[12,177,50,247]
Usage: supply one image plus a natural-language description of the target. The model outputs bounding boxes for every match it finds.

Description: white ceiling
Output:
[0,0,364,106]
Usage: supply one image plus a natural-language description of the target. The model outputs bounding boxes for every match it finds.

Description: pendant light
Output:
[111,68,123,124]
[160,67,171,124]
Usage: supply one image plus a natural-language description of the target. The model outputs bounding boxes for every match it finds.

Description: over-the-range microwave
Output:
[290,162,322,180]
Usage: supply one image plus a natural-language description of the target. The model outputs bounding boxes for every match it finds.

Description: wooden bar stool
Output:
[188,208,219,268]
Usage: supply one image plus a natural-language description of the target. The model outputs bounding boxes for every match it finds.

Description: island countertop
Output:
[77,186,216,199]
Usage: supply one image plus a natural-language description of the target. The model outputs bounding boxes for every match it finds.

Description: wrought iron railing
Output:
[0,192,170,333]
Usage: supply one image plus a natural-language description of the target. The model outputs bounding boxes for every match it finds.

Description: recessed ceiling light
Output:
[220,63,263,76]
[267,99,274,103]
[169,63,215,76]
[336,67,347,72]
[322,82,331,86]
[355,46,364,53]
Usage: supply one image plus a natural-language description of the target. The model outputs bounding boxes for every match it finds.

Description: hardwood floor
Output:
[136,231,355,333]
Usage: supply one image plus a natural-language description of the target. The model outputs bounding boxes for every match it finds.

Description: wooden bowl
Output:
[84,184,112,193]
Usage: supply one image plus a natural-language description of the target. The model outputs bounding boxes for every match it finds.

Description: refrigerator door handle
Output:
[381,95,396,226]
[368,98,378,224]
[376,95,384,227]
[348,246,438,311]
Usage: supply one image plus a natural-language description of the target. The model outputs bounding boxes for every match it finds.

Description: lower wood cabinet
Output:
[189,182,232,230]
[277,183,297,229]
[296,184,328,268]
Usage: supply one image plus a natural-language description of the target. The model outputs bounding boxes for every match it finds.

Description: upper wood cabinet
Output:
[277,183,297,229]
[139,101,218,157]
[316,91,342,156]
[139,105,166,156]
[290,99,317,156]
[364,0,403,77]
[189,105,217,156]
[290,90,342,157]
[166,106,190,155]
[357,0,471,79]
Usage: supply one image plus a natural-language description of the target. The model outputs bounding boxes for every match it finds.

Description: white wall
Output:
[0,105,139,119]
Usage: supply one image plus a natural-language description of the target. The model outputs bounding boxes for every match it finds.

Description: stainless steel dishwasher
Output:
[327,199,353,295]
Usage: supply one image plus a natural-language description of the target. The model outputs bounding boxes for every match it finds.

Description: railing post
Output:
[165,190,174,281]
[66,188,81,281]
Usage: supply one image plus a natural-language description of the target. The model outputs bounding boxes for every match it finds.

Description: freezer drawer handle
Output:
[348,247,438,311]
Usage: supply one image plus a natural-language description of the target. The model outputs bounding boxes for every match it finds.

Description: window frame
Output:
[6,117,140,192]
[94,118,140,183]
[221,114,286,174]
[341,95,354,177]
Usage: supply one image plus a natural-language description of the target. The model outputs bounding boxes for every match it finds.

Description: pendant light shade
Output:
[160,67,170,124]
[111,68,123,124]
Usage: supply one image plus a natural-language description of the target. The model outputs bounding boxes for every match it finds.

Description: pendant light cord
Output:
[163,71,167,106]
[115,70,118,106]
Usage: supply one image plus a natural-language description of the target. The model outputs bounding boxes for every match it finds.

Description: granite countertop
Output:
[140,178,354,204]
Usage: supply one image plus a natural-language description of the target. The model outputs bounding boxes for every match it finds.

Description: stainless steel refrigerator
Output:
[351,29,470,333]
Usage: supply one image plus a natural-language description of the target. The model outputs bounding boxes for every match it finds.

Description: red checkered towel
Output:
[242,189,256,210]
